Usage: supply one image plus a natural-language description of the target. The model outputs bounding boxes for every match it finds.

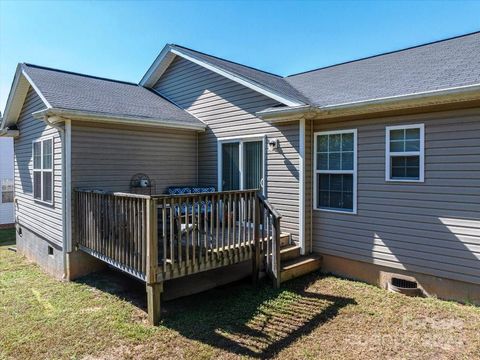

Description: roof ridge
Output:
[287,30,480,77]
[22,63,139,86]
[170,44,284,79]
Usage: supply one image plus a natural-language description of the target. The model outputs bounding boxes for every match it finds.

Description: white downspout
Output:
[299,118,306,255]
[40,116,71,278]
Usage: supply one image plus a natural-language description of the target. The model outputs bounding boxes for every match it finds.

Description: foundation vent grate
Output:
[391,277,417,289]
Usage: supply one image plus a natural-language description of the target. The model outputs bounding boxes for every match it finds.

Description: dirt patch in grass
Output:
[0,231,479,359]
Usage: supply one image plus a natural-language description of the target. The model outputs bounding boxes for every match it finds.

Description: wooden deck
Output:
[74,189,282,325]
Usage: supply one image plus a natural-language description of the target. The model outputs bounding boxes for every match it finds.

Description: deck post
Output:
[146,197,161,325]
[146,282,163,326]
[252,194,261,285]
[273,216,281,289]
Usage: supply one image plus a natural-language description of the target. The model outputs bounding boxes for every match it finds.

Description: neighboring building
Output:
[1,32,479,306]
[0,113,15,227]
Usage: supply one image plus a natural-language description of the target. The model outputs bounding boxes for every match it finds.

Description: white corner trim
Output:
[299,118,306,255]
[65,119,72,253]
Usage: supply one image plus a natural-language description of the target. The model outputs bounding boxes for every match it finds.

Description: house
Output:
[1,32,479,323]
[0,127,14,227]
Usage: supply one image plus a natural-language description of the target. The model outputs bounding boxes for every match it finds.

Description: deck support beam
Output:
[146,282,163,326]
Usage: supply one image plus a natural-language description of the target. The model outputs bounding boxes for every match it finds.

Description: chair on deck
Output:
[161,186,216,243]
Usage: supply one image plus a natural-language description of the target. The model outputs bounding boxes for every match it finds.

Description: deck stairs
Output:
[277,233,322,283]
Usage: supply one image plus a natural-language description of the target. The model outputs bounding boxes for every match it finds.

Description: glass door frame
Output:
[217,134,267,196]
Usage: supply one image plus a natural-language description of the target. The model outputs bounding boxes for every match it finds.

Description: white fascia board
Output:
[256,105,313,120]
[140,45,176,86]
[0,129,20,138]
[21,68,52,108]
[319,83,480,110]
[170,49,304,107]
[1,65,51,129]
[140,46,304,107]
[32,108,206,131]
[259,83,480,121]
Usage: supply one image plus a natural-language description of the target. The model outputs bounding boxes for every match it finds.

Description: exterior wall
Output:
[153,57,301,242]
[70,121,198,193]
[17,226,64,279]
[14,87,63,246]
[321,253,480,305]
[310,107,480,286]
[0,137,14,225]
[14,87,64,277]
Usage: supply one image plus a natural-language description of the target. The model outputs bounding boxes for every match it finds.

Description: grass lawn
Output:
[0,230,479,359]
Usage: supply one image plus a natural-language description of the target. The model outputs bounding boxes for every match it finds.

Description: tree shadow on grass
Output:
[78,270,356,359]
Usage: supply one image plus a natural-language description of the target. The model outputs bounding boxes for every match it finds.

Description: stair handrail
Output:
[255,192,282,288]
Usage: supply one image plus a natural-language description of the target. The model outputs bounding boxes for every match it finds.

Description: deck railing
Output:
[74,190,150,279]
[73,189,282,287]
[256,193,282,288]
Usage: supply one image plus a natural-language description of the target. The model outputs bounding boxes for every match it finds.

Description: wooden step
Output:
[280,244,301,261]
[280,233,291,247]
[280,254,322,283]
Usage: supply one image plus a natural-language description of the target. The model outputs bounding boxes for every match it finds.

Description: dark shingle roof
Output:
[170,45,310,104]
[22,63,203,127]
[285,32,480,107]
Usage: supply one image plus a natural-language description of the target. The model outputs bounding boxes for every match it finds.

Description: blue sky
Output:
[1,0,479,112]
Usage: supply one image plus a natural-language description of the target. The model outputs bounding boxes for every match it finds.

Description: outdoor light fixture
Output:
[268,138,279,151]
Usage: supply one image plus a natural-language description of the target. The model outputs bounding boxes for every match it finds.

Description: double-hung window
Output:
[314,129,357,213]
[1,179,13,203]
[386,124,424,182]
[33,138,53,203]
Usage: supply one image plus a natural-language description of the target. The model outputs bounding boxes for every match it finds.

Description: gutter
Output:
[257,83,480,121]
[0,129,20,138]
[32,108,207,131]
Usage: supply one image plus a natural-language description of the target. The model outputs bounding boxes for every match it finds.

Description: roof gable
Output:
[140,44,307,107]
[1,64,51,129]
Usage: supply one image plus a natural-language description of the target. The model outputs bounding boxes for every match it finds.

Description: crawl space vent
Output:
[388,277,424,297]
[391,277,417,289]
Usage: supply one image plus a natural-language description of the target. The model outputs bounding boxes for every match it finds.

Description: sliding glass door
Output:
[243,141,263,190]
[221,142,240,191]
[220,138,264,193]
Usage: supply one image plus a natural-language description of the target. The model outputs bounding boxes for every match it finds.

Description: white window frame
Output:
[313,129,357,214]
[1,179,14,204]
[32,136,54,205]
[385,124,425,183]
[217,134,267,196]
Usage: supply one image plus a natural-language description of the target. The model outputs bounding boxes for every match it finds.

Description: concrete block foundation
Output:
[320,253,480,305]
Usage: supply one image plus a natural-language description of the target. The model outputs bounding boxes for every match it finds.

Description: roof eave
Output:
[258,84,480,122]
[32,108,207,132]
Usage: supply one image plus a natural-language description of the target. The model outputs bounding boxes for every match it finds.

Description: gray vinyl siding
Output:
[14,87,63,246]
[71,121,197,193]
[311,108,480,285]
[154,57,300,241]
